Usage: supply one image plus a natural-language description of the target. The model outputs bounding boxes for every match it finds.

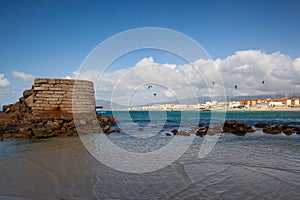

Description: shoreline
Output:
[97,107,300,112]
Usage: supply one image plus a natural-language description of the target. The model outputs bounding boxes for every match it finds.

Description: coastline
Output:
[101,107,300,112]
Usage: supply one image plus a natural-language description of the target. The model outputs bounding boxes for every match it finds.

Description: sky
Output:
[1,0,300,106]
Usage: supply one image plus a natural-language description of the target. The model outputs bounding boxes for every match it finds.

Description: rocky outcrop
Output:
[193,121,300,137]
[0,78,117,141]
[222,121,256,136]
[255,122,300,136]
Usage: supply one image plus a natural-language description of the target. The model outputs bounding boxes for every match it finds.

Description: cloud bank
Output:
[73,50,300,105]
[12,71,35,81]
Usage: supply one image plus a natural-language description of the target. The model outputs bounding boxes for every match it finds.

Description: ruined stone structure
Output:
[0,78,117,141]
[25,78,96,114]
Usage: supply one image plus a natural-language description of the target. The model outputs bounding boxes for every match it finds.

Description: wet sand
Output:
[1,135,300,199]
[0,137,101,199]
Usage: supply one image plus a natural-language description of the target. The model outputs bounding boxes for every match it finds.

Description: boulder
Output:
[196,127,208,137]
[102,125,111,133]
[224,121,238,126]
[255,122,270,128]
[263,126,282,134]
[222,121,256,136]
[171,129,178,135]
[283,128,294,136]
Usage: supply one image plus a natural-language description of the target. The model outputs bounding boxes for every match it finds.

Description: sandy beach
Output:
[1,129,300,199]
[0,137,100,199]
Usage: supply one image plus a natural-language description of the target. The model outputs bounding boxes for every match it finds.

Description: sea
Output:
[1,110,300,199]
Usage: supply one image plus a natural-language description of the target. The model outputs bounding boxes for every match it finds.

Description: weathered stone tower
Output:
[30,78,96,114]
[0,78,117,140]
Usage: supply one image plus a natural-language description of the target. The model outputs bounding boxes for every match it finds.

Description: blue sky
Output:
[1,0,300,106]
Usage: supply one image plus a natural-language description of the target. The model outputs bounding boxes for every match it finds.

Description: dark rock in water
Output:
[224,121,238,126]
[222,121,255,136]
[255,122,270,128]
[263,125,281,134]
[282,124,289,130]
[274,124,282,131]
[166,133,172,136]
[171,129,178,135]
[291,126,300,134]
[0,136,3,141]
[111,129,121,133]
[196,127,208,137]
[283,128,294,136]
[261,123,297,135]
[102,125,111,133]
[196,130,206,137]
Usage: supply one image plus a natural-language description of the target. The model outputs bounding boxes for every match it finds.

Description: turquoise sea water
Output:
[89,110,300,199]
[1,111,300,199]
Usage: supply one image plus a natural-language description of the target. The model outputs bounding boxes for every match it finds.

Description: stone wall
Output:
[31,78,95,114]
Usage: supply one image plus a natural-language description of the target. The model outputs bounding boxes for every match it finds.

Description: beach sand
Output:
[0,137,100,199]
[1,133,300,199]
[0,137,193,199]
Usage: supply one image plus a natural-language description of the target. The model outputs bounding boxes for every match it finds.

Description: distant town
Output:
[125,97,300,111]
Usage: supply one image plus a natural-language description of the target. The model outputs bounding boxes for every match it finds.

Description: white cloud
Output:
[12,71,35,81]
[69,51,300,105]
[0,74,10,87]
[64,75,72,79]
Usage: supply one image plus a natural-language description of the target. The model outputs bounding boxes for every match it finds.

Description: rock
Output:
[176,131,190,136]
[292,126,300,134]
[223,121,255,135]
[111,129,121,133]
[224,121,238,126]
[255,122,269,128]
[196,128,207,137]
[24,95,33,107]
[32,127,53,138]
[23,89,33,98]
[282,124,289,130]
[0,136,3,141]
[19,127,33,138]
[166,133,172,136]
[263,125,282,134]
[102,125,111,133]
[4,107,11,113]
[171,129,178,135]
[274,124,282,131]
[3,132,12,138]
[283,128,294,136]
[231,129,247,136]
